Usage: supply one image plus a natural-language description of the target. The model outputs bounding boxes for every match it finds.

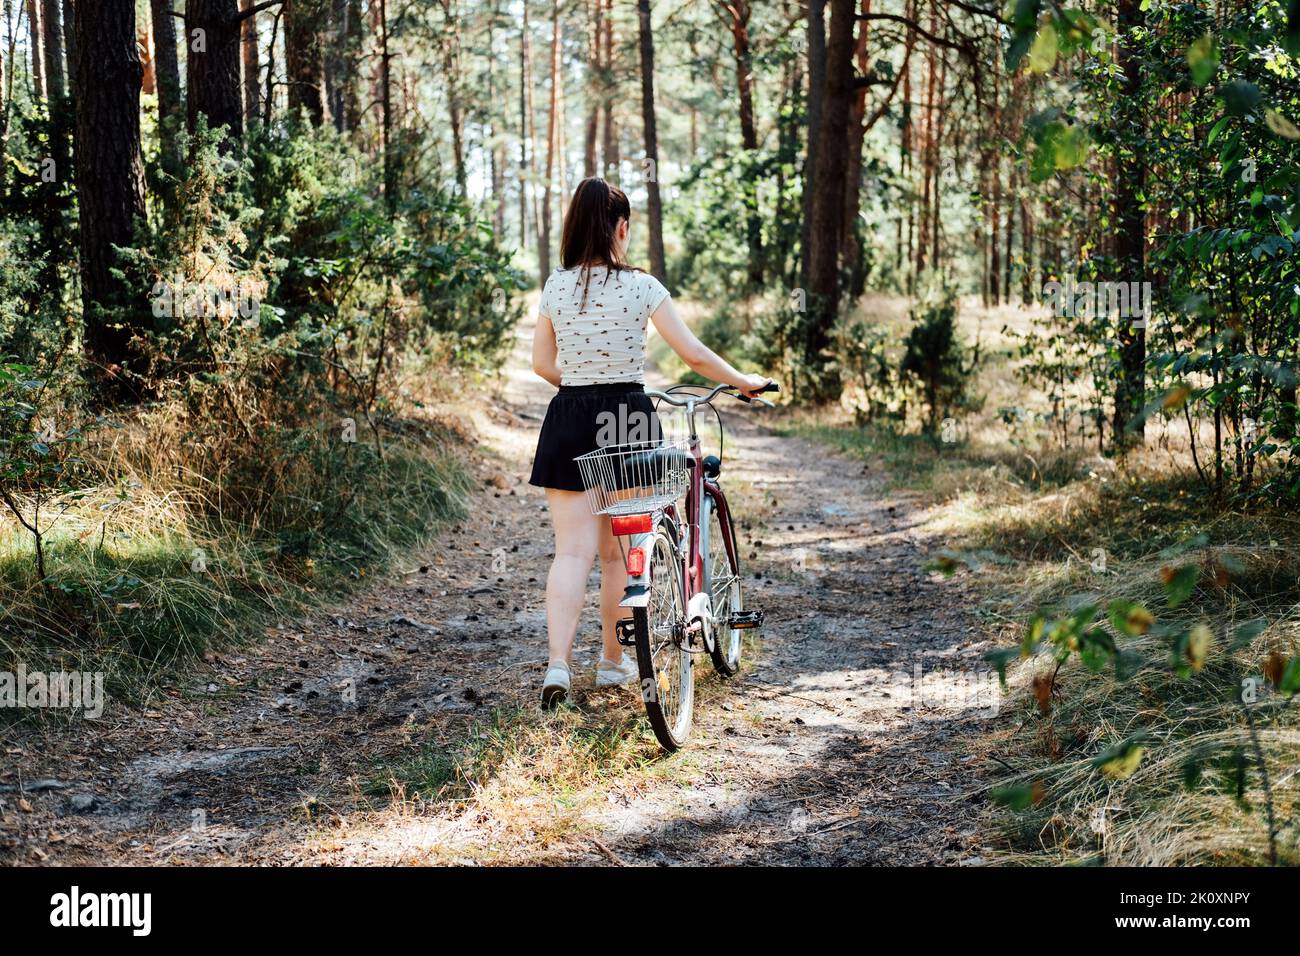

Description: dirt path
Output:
[2,313,997,866]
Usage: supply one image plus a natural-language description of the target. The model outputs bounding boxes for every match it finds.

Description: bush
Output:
[899,293,981,433]
[0,120,516,708]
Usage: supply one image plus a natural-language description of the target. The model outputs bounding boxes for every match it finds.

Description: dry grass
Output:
[783,293,1300,866]
[0,383,474,715]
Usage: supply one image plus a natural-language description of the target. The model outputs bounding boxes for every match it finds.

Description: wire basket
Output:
[575,439,691,516]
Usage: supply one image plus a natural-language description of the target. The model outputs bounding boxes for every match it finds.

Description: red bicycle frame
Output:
[615,384,746,655]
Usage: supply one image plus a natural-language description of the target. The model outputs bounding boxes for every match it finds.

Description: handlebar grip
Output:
[735,381,780,404]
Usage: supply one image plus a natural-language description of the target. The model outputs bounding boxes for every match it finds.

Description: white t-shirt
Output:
[540,266,671,385]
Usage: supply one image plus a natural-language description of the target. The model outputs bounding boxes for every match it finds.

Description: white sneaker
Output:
[596,653,639,688]
[541,660,571,709]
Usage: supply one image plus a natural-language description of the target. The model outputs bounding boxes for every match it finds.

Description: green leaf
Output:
[1206,116,1230,146]
[1021,612,1047,657]
[1281,657,1300,696]
[1009,0,1042,32]
[1028,21,1059,74]
[984,647,1021,687]
[990,782,1040,811]
[1163,564,1200,608]
[1080,628,1114,673]
[1187,33,1219,87]
[1053,124,1090,170]
[1093,737,1146,779]
[1005,30,1034,71]
[1107,599,1154,637]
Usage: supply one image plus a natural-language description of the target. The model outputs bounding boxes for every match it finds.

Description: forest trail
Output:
[3,311,998,866]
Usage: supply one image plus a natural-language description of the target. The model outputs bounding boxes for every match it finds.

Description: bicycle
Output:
[574,381,779,751]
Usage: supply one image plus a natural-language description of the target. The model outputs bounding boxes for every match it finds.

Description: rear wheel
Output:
[632,522,693,751]
[703,492,744,676]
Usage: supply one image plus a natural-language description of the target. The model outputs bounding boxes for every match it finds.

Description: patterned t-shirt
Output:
[540,266,672,386]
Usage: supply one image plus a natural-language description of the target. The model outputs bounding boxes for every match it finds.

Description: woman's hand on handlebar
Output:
[736,374,773,399]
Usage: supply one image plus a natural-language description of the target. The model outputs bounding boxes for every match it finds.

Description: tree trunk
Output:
[378,0,394,210]
[240,0,259,127]
[902,46,912,293]
[842,0,870,299]
[284,0,327,125]
[338,0,362,131]
[718,0,762,288]
[0,2,8,195]
[636,0,666,281]
[988,66,1001,306]
[773,0,800,284]
[929,17,944,276]
[1002,165,1014,301]
[324,0,342,130]
[141,16,155,94]
[439,0,465,193]
[555,23,568,206]
[1020,191,1033,303]
[61,0,76,97]
[487,3,504,236]
[600,0,617,179]
[150,0,182,196]
[583,0,600,177]
[523,1,542,242]
[26,0,45,100]
[73,0,148,401]
[41,0,63,98]
[539,0,559,282]
[517,10,528,249]
[1112,0,1146,448]
[803,0,853,402]
[186,0,243,143]
[915,22,936,276]
[799,0,825,288]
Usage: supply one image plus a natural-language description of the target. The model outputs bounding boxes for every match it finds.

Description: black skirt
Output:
[528,382,663,492]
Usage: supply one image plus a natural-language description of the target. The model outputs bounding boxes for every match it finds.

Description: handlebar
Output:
[645,381,781,409]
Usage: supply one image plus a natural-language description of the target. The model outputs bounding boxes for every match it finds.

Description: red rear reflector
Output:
[626,548,646,576]
[611,513,654,536]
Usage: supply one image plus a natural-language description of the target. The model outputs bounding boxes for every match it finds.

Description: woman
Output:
[529,177,770,707]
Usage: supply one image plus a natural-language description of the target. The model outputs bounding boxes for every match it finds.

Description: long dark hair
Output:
[560,177,632,311]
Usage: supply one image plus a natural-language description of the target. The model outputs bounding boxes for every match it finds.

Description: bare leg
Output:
[597,516,628,664]
[545,489,600,666]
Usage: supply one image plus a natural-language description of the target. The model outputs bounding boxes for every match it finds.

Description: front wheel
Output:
[633,522,693,751]
[703,491,744,676]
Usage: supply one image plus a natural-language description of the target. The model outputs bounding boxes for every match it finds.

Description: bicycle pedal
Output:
[728,610,764,630]
[616,617,637,647]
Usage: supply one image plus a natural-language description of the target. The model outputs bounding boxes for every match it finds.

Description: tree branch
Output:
[944,0,1003,21]
[855,12,966,51]
[236,0,285,23]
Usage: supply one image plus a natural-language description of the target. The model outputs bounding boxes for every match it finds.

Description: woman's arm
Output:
[650,297,771,397]
[531,311,563,387]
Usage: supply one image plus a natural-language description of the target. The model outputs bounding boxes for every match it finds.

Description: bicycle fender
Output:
[620,585,650,608]
[619,529,656,608]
